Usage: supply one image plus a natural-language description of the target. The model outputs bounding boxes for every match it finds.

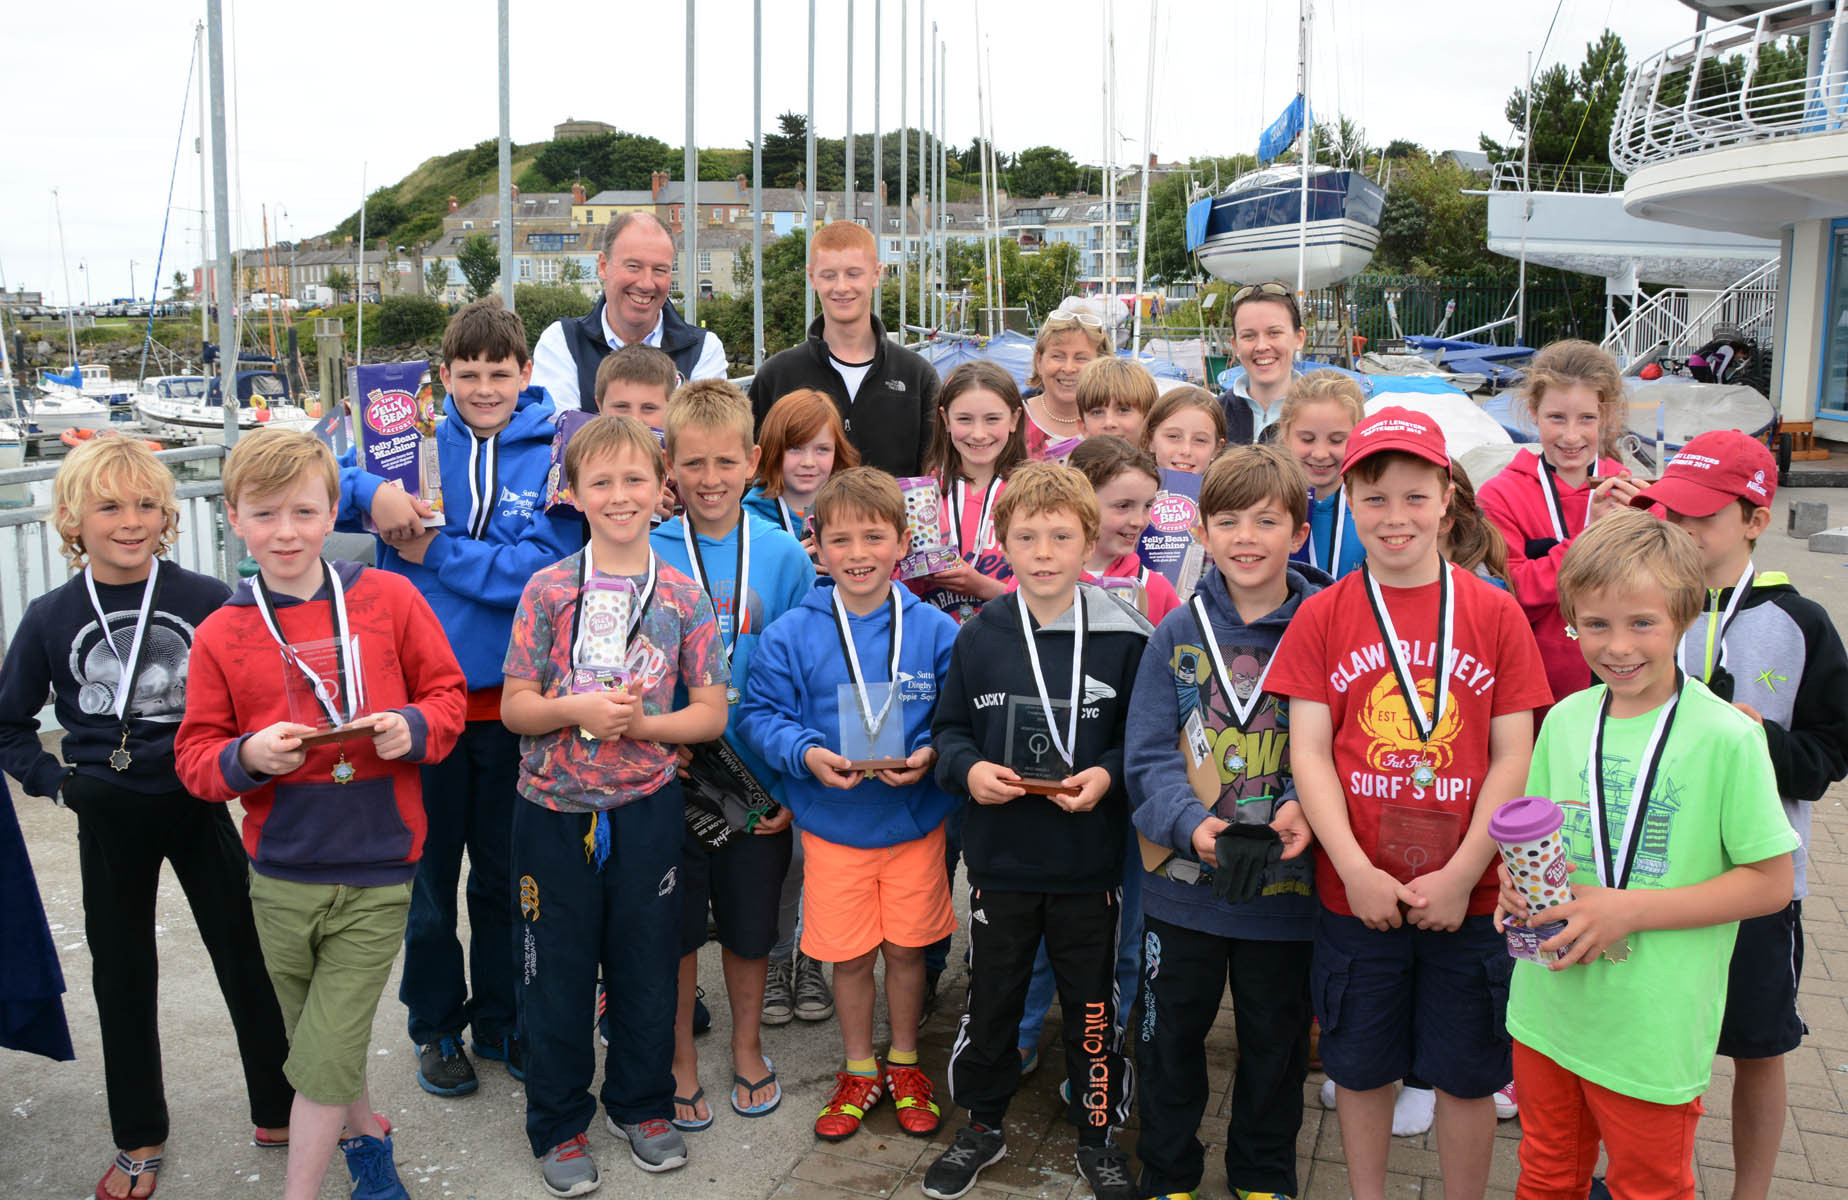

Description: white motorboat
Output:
[21,386,113,434]
[135,371,315,443]
[40,363,138,407]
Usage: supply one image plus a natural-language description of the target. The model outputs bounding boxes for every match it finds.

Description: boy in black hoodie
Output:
[927,461,1152,1200]
[1628,430,1848,1200]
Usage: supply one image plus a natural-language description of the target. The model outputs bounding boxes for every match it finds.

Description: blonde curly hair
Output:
[52,436,181,571]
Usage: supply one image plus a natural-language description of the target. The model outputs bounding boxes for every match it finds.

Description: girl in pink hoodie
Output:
[1477,340,1647,704]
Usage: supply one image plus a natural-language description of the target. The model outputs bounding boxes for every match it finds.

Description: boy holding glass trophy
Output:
[736,467,961,1145]
[925,461,1153,1200]
[176,429,467,1200]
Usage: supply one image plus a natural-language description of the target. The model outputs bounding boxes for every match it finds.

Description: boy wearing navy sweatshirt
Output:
[926,461,1152,1200]
[736,467,961,1146]
[337,298,583,1096]
[1125,444,1324,1200]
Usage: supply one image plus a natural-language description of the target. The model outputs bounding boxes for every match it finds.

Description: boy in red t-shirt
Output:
[1267,408,1551,1200]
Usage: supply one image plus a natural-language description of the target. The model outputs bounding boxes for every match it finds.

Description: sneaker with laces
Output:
[340,1131,411,1200]
[922,1124,1007,1199]
[1074,1142,1137,1200]
[793,952,835,1021]
[605,1116,688,1173]
[539,1134,600,1197]
[1494,1080,1519,1120]
[883,1063,941,1137]
[415,1037,478,1096]
[814,1071,883,1141]
[762,958,795,1026]
[1234,1192,1292,1200]
[472,1033,525,1082]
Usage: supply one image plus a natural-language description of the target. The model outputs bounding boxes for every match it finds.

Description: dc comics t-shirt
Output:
[1266,564,1553,916]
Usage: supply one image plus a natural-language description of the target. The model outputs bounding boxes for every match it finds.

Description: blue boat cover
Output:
[1185,197,1213,252]
[1258,95,1307,165]
[43,365,82,389]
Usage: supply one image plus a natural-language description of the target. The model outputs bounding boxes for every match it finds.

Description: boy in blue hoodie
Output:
[737,466,960,1145]
[337,298,584,1097]
[1125,444,1323,1200]
[649,380,813,1129]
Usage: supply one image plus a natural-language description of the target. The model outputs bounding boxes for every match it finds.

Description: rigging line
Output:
[1501,0,1570,153]
[1558,0,1620,168]
[1325,0,1343,165]
[141,32,200,388]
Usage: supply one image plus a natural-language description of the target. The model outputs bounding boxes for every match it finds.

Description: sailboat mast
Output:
[1297,0,1311,300]
[1518,50,1532,347]
[975,2,993,335]
[1132,0,1158,349]
[261,204,279,358]
[53,189,78,367]
[899,0,908,338]
[196,21,208,360]
[1105,0,1117,302]
[986,41,1005,320]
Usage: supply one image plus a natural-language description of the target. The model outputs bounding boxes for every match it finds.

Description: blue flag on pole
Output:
[1258,95,1307,165]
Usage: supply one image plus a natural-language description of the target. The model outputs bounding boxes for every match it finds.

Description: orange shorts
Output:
[799,826,958,963]
[1513,1040,1703,1200]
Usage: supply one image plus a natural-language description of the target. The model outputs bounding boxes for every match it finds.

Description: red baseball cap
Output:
[1629,429,1776,517]
[1340,405,1450,475]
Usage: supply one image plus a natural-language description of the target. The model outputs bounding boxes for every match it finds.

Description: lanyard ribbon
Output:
[831,585,904,742]
[1362,562,1455,750]
[682,519,750,665]
[776,497,803,538]
[83,557,162,725]
[1685,559,1754,682]
[252,560,360,727]
[465,432,499,540]
[1306,487,1347,572]
[950,477,1001,557]
[1018,588,1087,771]
[1189,594,1274,729]
[1586,672,1684,890]
[571,549,657,670]
[1537,458,1595,545]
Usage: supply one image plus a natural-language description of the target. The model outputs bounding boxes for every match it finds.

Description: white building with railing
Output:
[1612,0,1848,437]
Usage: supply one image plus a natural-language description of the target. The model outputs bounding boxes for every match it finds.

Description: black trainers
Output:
[416,1037,478,1096]
[921,1123,1006,1199]
[473,1033,525,1082]
[918,966,942,1029]
[1074,1143,1136,1200]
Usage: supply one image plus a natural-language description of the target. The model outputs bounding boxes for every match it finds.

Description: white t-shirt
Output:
[829,352,875,402]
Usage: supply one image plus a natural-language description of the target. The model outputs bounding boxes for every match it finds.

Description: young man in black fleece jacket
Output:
[925,462,1151,1200]
[746,221,939,478]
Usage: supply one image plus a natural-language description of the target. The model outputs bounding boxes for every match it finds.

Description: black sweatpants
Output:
[510,786,681,1158]
[64,774,294,1150]
[1135,915,1313,1198]
[946,887,1132,1141]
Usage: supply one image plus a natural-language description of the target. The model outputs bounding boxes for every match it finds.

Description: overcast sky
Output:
[6,0,1707,305]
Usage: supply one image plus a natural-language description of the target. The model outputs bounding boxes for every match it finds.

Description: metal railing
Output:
[1487,160,1624,194]
[1612,1,1847,173]
[1601,258,1780,367]
[0,445,233,657]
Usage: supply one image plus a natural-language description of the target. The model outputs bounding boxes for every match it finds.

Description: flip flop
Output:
[731,1056,781,1118]
[252,1127,288,1149]
[670,1087,714,1132]
[96,1150,161,1200]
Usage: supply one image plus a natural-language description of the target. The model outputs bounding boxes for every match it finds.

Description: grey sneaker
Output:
[793,951,835,1021]
[921,1123,1006,1199]
[539,1134,599,1197]
[762,957,795,1025]
[605,1116,688,1173]
[1073,1142,1136,1200]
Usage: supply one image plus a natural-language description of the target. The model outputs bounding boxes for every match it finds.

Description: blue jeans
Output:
[1019,824,1143,1051]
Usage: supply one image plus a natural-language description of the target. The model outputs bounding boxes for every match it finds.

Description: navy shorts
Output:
[678,819,792,959]
[1310,908,1513,1099]
[1717,900,1807,1060]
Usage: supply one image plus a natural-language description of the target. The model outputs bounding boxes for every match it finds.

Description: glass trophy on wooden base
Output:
[1003,696,1080,797]
[283,635,375,746]
[1377,804,1462,883]
[837,682,910,772]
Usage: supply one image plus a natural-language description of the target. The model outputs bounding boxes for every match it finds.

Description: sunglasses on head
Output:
[1231,281,1294,305]
[1046,309,1104,329]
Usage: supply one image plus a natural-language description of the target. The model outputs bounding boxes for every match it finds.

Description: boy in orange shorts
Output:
[737,467,962,1143]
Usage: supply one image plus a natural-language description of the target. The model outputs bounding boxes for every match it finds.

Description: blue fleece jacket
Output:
[741,483,811,539]
[338,385,584,690]
[737,580,959,849]
[1126,562,1327,941]
[652,510,815,801]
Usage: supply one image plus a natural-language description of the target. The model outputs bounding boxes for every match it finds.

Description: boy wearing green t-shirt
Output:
[1497,509,1796,1200]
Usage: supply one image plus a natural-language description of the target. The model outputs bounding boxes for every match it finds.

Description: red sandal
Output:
[96,1150,161,1199]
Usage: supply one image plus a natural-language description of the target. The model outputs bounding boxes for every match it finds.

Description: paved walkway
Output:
[5,493,1848,1198]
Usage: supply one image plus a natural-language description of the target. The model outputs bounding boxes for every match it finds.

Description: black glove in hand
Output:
[1212,823,1284,904]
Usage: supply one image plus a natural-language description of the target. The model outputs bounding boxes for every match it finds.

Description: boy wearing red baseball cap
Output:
[1632,430,1848,1200]
[1266,408,1552,1200]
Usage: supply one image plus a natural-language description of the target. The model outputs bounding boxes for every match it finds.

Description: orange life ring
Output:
[59,427,161,452]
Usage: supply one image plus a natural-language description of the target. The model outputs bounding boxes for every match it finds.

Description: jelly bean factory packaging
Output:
[349,361,445,531]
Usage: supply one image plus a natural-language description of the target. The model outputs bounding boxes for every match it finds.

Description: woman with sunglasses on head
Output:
[1222,281,1308,444]
[1023,309,1114,461]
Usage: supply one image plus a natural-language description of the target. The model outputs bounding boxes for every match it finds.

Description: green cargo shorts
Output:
[248,871,412,1105]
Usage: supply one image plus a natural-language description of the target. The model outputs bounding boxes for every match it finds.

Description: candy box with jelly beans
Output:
[350,361,446,532]
[893,476,963,581]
